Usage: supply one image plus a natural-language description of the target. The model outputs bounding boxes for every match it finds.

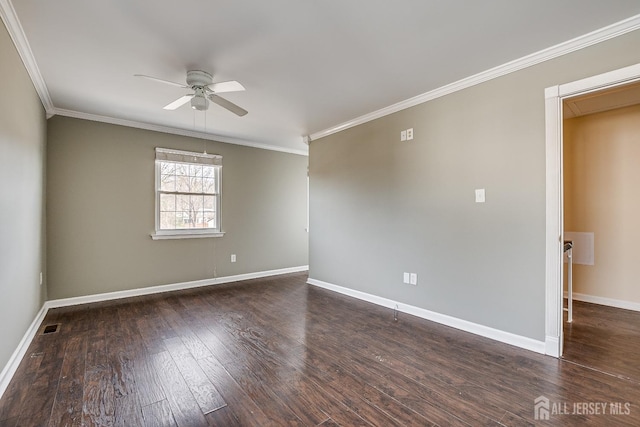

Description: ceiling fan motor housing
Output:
[186,70,213,88]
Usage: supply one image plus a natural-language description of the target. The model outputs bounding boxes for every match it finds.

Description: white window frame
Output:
[151,147,224,240]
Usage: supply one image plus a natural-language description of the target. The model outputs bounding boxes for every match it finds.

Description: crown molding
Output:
[0,0,54,116]
[4,0,638,149]
[308,13,640,142]
[52,108,309,156]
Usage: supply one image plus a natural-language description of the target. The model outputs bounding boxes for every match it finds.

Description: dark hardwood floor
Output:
[1,272,639,426]
[563,300,640,384]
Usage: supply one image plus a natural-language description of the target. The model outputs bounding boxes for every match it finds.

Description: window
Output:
[152,148,223,239]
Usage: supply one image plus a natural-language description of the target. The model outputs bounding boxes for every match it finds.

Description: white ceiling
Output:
[5,1,640,154]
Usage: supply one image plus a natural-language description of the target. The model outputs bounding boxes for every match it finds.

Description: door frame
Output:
[544,62,640,357]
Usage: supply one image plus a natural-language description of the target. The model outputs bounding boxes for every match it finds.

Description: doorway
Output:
[544,62,640,358]
[561,86,640,380]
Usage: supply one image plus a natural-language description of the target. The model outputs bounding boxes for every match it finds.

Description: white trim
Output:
[308,14,640,142]
[558,62,640,97]
[155,147,223,163]
[45,266,309,309]
[545,62,640,359]
[3,0,639,151]
[544,85,564,357]
[52,108,309,156]
[0,0,54,115]
[150,231,225,240]
[545,336,560,358]
[307,278,546,355]
[564,291,640,313]
[0,304,48,399]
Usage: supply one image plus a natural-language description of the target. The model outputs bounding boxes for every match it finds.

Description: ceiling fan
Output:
[135,70,248,116]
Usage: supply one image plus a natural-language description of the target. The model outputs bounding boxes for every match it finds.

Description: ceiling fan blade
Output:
[163,95,193,110]
[208,94,248,116]
[135,74,188,89]
[207,80,245,93]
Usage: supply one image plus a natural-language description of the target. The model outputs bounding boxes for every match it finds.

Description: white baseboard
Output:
[307,278,546,355]
[545,336,560,357]
[0,304,49,399]
[46,265,309,309]
[0,265,308,399]
[564,291,640,312]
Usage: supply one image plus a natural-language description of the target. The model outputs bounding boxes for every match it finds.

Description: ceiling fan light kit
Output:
[190,95,209,111]
[136,70,247,116]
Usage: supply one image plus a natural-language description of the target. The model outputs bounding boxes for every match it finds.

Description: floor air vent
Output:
[43,324,59,334]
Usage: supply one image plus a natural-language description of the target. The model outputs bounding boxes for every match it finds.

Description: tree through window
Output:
[154,148,222,237]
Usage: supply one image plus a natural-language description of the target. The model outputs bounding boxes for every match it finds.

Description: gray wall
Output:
[0,23,47,370]
[309,29,640,341]
[47,116,308,299]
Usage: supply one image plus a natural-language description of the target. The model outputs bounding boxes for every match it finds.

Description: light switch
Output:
[410,273,417,285]
[475,189,485,203]
[401,130,407,141]
[231,254,236,262]
[403,272,410,284]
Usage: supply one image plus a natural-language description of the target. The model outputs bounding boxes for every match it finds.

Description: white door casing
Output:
[544,62,640,357]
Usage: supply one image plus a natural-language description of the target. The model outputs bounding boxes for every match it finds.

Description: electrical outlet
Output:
[475,188,486,203]
[400,130,407,141]
[403,272,410,284]
[406,128,413,140]
[231,254,236,263]
[410,273,417,285]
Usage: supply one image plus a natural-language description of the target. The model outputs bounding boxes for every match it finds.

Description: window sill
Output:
[150,231,225,240]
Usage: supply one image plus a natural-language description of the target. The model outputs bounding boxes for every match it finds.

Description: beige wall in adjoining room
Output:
[46,116,308,300]
[564,104,640,304]
[0,21,47,373]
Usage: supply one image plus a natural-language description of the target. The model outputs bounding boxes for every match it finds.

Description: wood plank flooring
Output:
[563,300,640,383]
[1,272,639,426]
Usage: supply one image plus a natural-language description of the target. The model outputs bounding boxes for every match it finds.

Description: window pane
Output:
[160,212,176,229]
[202,165,215,178]
[160,162,175,175]
[190,164,203,178]
[160,173,175,192]
[203,195,215,210]
[195,210,206,228]
[203,177,216,194]
[190,195,204,211]
[204,212,216,228]
[176,211,191,228]
[176,194,190,211]
[160,193,175,211]
[191,177,203,193]
[176,175,192,192]
[175,163,188,176]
